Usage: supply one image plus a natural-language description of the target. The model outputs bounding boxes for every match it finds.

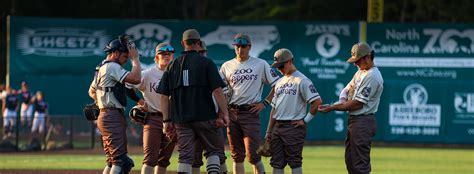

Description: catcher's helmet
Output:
[129,105,148,124]
[104,34,134,53]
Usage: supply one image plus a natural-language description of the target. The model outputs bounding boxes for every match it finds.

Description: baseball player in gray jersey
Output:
[265,48,322,174]
[130,43,177,174]
[220,33,280,174]
[319,42,383,174]
[88,35,141,174]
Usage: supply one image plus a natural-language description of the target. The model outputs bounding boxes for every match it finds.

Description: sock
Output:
[192,167,201,174]
[178,163,192,173]
[102,165,111,174]
[291,167,302,174]
[252,161,266,174]
[206,155,220,173]
[156,166,167,174]
[141,164,154,174]
[233,162,245,174]
[220,163,227,173]
[110,165,122,174]
[273,168,284,174]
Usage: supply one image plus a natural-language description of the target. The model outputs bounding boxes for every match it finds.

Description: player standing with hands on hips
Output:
[265,48,322,174]
[318,42,383,174]
[88,35,141,174]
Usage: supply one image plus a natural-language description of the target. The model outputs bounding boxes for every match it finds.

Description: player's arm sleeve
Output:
[300,79,321,104]
[353,76,380,104]
[263,62,280,87]
[208,60,226,91]
[109,63,130,83]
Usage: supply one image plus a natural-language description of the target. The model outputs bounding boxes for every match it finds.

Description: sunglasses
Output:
[158,45,175,53]
[233,38,250,45]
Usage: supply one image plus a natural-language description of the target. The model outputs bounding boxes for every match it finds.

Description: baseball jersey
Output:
[34,100,48,113]
[5,93,19,110]
[134,66,164,112]
[348,67,384,115]
[220,56,279,105]
[271,71,320,120]
[20,91,33,104]
[89,62,130,109]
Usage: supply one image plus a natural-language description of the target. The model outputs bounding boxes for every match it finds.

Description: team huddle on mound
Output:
[87,29,383,174]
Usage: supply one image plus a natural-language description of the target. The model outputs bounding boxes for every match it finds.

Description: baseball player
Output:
[2,87,19,139]
[157,29,229,174]
[88,35,141,174]
[192,41,229,174]
[219,33,279,174]
[19,81,34,129]
[319,42,383,174]
[265,48,322,174]
[129,43,177,174]
[30,91,48,134]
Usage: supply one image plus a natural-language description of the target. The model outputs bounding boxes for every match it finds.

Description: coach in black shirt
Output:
[157,29,229,174]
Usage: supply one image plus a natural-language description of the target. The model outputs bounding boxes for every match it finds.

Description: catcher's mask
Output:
[129,105,148,124]
[104,34,136,53]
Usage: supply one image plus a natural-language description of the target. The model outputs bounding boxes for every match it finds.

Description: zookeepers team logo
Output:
[301,24,352,79]
[201,25,280,58]
[125,23,173,58]
[389,84,441,136]
[17,28,110,57]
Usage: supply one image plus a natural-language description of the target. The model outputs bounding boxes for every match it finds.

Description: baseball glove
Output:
[129,105,148,125]
[256,141,272,157]
[83,103,99,121]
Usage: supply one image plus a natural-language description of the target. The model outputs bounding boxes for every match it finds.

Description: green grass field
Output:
[0,146,473,174]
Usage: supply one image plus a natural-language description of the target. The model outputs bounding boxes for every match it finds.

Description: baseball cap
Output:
[271,48,293,68]
[155,43,175,54]
[347,42,372,63]
[182,29,200,40]
[233,33,251,46]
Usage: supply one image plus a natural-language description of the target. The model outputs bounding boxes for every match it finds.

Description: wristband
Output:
[262,99,270,107]
[303,112,316,124]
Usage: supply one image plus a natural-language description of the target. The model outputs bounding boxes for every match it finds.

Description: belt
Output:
[275,120,293,123]
[350,113,374,117]
[100,107,124,113]
[229,103,253,111]
[147,111,163,116]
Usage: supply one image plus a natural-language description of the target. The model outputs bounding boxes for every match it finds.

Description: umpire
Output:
[318,42,383,174]
[157,29,229,174]
[88,35,141,174]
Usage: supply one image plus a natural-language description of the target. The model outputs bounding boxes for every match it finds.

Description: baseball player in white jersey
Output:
[220,33,279,174]
[129,43,177,174]
[265,48,322,174]
[319,42,383,174]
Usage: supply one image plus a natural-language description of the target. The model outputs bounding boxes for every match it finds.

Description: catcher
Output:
[128,43,177,174]
[265,48,322,174]
[88,34,141,174]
